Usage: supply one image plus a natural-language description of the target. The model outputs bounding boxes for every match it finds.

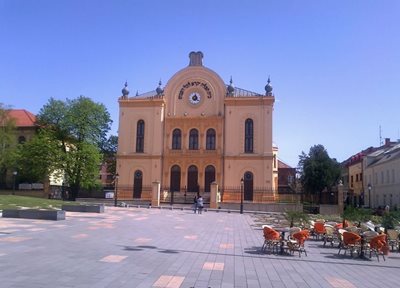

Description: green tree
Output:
[0,104,17,185]
[100,135,118,177]
[64,142,103,196]
[298,144,341,204]
[15,130,62,183]
[36,96,112,200]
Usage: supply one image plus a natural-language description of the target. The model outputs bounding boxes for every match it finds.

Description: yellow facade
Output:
[116,52,276,202]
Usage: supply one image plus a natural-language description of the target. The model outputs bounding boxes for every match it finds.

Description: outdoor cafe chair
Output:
[369,234,387,261]
[346,225,360,234]
[261,226,281,254]
[338,231,361,257]
[288,227,302,240]
[287,230,308,257]
[313,222,326,240]
[386,229,400,252]
[323,224,339,247]
[361,230,379,255]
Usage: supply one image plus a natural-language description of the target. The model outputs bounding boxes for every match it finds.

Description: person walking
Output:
[197,195,204,214]
[193,195,198,214]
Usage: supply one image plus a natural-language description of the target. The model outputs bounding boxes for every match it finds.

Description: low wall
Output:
[0,190,46,198]
[220,202,303,213]
[61,204,105,213]
[319,205,340,215]
[2,209,65,220]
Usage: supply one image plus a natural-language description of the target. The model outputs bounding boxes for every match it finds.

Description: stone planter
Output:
[2,209,65,221]
[61,204,105,213]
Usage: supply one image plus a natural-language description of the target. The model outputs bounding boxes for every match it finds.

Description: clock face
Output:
[189,92,201,105]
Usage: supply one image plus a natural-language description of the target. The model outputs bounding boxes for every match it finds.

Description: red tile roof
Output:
[8,109,37,127]
[278,160,293,169]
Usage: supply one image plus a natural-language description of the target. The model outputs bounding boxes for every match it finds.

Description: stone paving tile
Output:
[1,207,400,287]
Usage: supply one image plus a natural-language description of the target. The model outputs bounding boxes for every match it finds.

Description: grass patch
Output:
[0,195,75,210]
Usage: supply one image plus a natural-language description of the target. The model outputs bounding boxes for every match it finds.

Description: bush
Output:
[284,211,310,227]
[342,206,373,225]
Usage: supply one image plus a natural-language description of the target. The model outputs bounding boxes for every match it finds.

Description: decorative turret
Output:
[121,81,129,98]
[227,76,235,96]
[265,76,273,96]
[189,51,203,66]
[156,80,164,95]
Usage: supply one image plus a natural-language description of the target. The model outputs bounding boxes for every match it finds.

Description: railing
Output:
[221,187,300,204]
[112,184,302,204]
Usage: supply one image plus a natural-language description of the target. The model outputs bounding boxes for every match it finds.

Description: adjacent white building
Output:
[363,142,400,209]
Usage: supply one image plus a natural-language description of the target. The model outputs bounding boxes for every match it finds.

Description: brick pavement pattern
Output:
[1,207,400,288]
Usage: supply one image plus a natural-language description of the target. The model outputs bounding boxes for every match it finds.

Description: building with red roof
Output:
[8,109,38,143]
[0,109,38,189]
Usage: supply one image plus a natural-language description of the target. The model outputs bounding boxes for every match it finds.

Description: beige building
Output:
[363,142,400,209]
[116,52,277,203]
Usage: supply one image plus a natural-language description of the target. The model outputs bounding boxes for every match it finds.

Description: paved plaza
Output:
[1,207,400,288]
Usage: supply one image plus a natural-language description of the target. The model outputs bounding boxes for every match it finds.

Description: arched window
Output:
[189,129,199,150]
[172,129,181,150]
[136,120,145,152]
[18,136,26,144]
[206,128,216,150]
[244,119,253,153]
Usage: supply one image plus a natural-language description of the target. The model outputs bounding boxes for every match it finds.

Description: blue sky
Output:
[1,0,399,167]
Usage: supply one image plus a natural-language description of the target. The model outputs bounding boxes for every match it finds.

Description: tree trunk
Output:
[69,184,79,201]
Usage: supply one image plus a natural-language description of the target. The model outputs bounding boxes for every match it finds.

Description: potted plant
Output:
[284,210,310,228]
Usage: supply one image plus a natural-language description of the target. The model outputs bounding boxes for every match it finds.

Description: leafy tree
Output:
[0,104,17,185]
[298,144,341,204]
[35,96,112,200]
[100,135,118,177]
[15,130,63,183]
[64,142,103,195]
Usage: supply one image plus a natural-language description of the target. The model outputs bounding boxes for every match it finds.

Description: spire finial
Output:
[122,81,129,97]
[227,76,235,96]
[265,75,273,96]
[156,79,164,95]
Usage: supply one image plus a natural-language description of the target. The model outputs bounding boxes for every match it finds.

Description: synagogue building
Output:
[116,52,278,203]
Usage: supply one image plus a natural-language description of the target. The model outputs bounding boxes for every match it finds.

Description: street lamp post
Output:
[114,173,119,207]
[368,184,372,208]
[240,178,244,214]
[12,171,18,195]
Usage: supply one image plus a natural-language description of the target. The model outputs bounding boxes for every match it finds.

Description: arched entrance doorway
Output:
[133,170,143,199]
[187,165,199,194]
[170,165,181,192]
[243,171,253,201]
[204,165,215,193]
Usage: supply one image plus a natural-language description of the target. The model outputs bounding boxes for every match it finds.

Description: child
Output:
[197,195,204,214]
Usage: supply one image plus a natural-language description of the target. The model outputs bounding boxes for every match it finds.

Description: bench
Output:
[2,209,65,221]
[61,204,105,213]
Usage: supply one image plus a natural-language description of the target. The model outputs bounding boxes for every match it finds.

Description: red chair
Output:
[262,227,281,253]
[338,231,361,257]
[313,222,326,240]
[369,234,387,261]
[288,230,308,257]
